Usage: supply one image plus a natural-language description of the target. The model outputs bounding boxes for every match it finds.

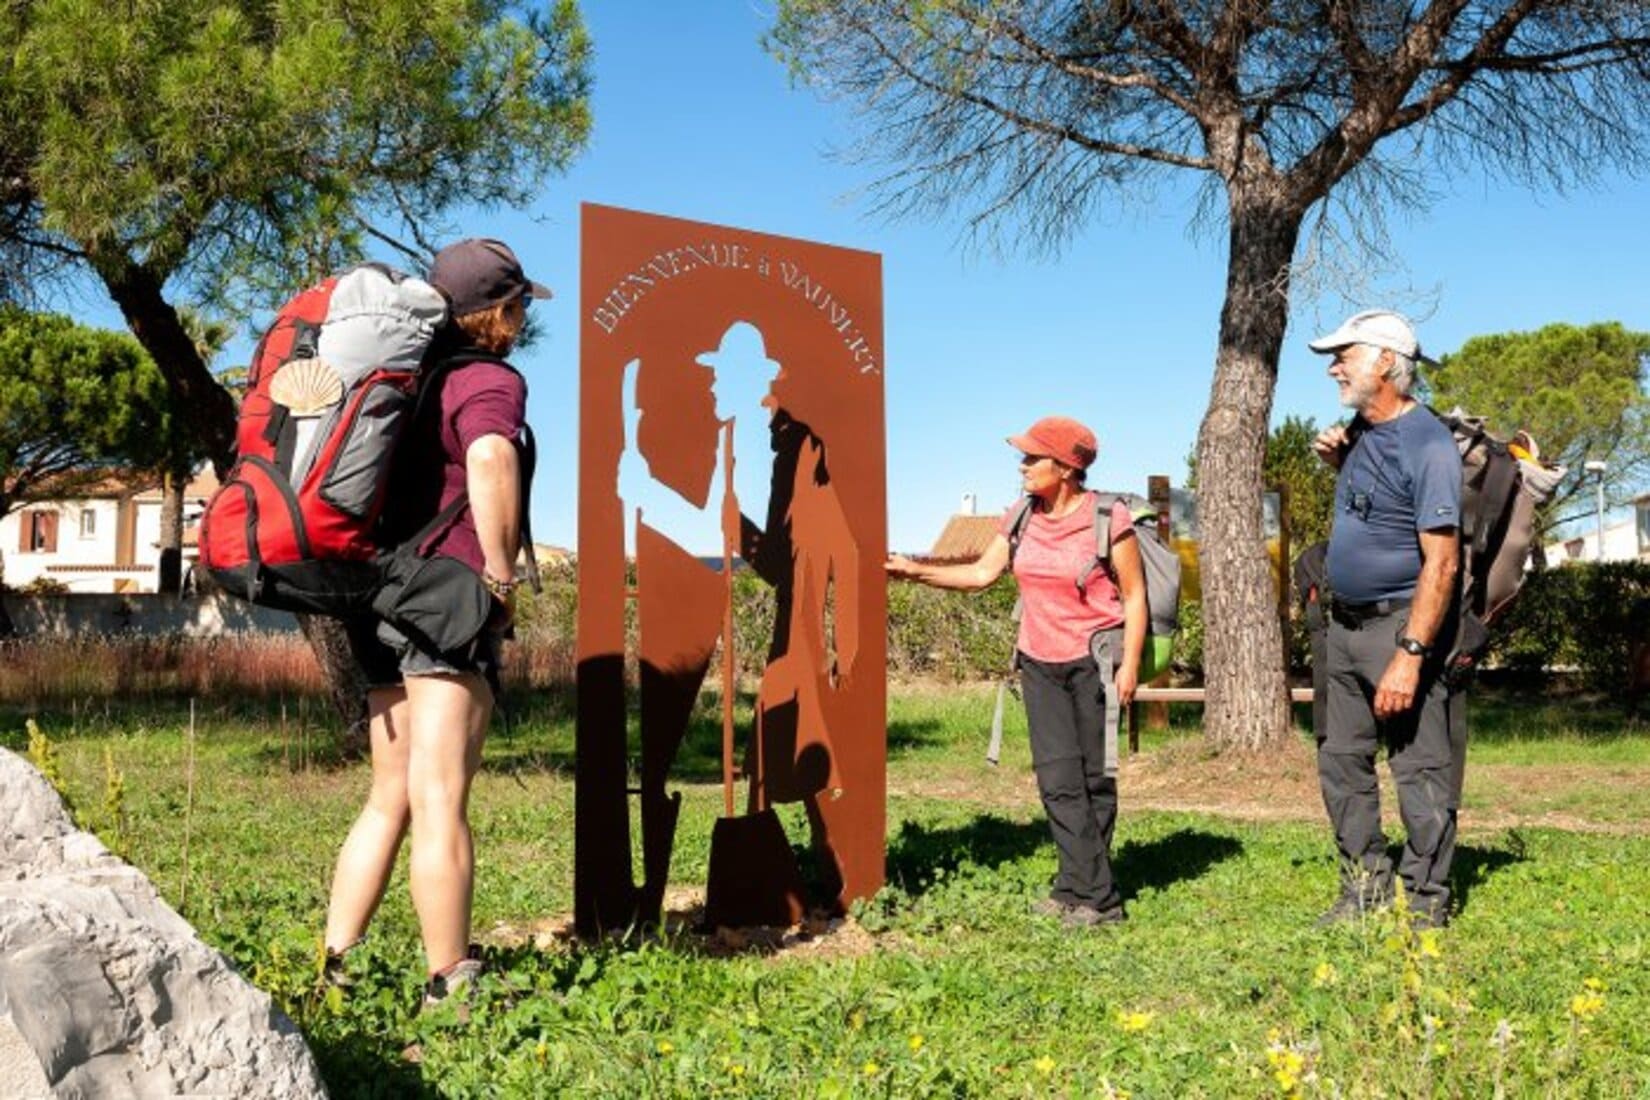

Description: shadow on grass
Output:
[888,715,946,756]
[1449,837,1527,916]
[1114,828,1244,902]
[308,1034,442,1099]
[1465,685,1644,745]
[884,813,1047,897]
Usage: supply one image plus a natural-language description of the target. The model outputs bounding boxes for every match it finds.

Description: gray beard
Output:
[1340,374,1379,411]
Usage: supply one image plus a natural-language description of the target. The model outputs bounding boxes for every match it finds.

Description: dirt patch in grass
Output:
[895,734,1650,835]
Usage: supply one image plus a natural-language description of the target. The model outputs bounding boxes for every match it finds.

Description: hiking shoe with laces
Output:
[1062,902,1127,929]
[421,957,485,1019]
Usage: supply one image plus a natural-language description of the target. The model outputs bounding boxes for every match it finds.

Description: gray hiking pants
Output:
[1019,650,1122,912]
[1320,602,1465,918]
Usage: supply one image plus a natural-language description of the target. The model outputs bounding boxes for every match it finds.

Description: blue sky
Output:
[66,2,1650,553]
[502,2,1650,553]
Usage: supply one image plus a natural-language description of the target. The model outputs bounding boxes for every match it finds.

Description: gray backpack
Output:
[988,492,1182,771]
[1004,491,1181,679]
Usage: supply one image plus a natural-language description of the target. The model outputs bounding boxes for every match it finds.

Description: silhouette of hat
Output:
[696,323,781,376]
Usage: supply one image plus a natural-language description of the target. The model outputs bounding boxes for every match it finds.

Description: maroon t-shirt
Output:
[384,359,527,573]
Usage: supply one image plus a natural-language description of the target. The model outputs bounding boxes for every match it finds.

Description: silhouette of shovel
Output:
[703,422,806,930]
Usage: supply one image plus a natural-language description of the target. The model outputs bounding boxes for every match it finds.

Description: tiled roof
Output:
[926,515,1000,563]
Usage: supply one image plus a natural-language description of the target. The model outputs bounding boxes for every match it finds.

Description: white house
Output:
[0,469,219,593]
[1542,494,1650,566]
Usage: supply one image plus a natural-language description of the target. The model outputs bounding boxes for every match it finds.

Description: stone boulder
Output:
[0,748,327,1099]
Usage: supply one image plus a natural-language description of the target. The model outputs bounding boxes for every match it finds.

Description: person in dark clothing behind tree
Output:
[1309,310,1462,930]
[887,416,1146,928]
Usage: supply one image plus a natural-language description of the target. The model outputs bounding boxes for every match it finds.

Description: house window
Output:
[80,508,97,538]
[18,510,59,554]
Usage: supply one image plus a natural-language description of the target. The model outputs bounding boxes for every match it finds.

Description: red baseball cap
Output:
[1007,416,1098,469]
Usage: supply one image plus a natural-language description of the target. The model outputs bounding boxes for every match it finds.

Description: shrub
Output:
[1489,561,1650,691]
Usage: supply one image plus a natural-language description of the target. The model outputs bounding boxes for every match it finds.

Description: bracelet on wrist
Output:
[483,571,518,601]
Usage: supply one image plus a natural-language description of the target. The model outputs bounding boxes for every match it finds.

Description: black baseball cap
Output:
[428,238,552,317]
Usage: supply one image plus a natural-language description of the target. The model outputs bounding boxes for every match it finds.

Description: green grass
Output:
[6,687,1649,1097]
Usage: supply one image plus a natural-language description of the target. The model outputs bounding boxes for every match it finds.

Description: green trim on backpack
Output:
[1004,491,1182,682]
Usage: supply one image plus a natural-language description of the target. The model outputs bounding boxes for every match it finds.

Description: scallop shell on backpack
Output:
[269,357,344,415]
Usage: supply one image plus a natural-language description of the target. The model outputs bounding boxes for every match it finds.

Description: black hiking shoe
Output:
[1315,890,1392,927]
[1063,902,1127,929]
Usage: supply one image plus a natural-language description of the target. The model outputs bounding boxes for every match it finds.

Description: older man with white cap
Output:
[1309,309,1462,930]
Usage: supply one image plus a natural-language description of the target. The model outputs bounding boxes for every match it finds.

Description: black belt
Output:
[1329,596,1411,628]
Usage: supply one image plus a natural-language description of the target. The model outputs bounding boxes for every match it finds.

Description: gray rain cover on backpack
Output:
[288,265,448,486]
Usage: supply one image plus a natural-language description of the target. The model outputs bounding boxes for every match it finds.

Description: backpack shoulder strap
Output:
[1077,492,1119,595]
[397,351,528,560]
[1005,495,1036,565]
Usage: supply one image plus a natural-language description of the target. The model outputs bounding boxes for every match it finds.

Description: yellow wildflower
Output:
[862,1061,880,1076]
[1115,1009,1155,1033]
[1418,930,1443,959]
[908,1034,925,1053]
[1312,961,1338,987]
[1033,1055,1056,1076]
[1570,991,1606,1020]
[656,1040,674,1056]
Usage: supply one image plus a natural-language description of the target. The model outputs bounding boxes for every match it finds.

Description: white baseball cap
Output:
[1308,309,1429,362]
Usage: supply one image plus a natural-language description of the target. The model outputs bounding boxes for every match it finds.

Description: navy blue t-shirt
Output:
[1327,407,1461,604]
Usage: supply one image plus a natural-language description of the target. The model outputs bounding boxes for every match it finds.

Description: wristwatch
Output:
[1395,634,1430,658]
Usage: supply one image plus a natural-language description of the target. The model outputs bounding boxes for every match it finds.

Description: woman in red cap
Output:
[323,238,548,1007]
[888,415,1146,927]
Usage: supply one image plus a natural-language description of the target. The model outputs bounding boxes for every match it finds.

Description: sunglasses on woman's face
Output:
[1019,454,1050,468]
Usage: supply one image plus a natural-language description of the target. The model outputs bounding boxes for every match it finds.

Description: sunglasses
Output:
[1019,453,1052,467]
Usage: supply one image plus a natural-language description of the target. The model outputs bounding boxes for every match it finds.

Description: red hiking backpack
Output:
[199,264,451,614]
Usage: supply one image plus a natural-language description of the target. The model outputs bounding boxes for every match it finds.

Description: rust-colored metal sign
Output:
[575,203,887,935]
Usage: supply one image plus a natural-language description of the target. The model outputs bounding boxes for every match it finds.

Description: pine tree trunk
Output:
[96,254,370,754]
[1195,190,1303,751]
[297,612,371,757]
[157,467,184,595]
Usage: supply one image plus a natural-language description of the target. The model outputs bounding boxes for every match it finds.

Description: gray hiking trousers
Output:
[1319,601,1466,918]
[1019,649,1123,912]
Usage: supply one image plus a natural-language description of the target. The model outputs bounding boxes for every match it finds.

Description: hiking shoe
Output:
[1408,905,1451,932]
[321,940,364,990]
[1315,891,1391,927]
[421,957,485,1019]
[1062,902,1127,929]
[1030,897,1070,919]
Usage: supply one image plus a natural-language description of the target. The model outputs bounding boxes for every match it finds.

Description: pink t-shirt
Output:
[1001,494,1133,663]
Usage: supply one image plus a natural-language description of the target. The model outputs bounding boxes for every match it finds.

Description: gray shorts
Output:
[344,615,502,690]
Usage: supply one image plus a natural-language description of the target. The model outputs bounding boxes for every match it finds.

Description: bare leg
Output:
[324,686,411,953]
[405,672,492,976]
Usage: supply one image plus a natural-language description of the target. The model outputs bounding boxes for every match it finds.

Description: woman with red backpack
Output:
[321,238,547,1008]
[887,416,1146,927]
